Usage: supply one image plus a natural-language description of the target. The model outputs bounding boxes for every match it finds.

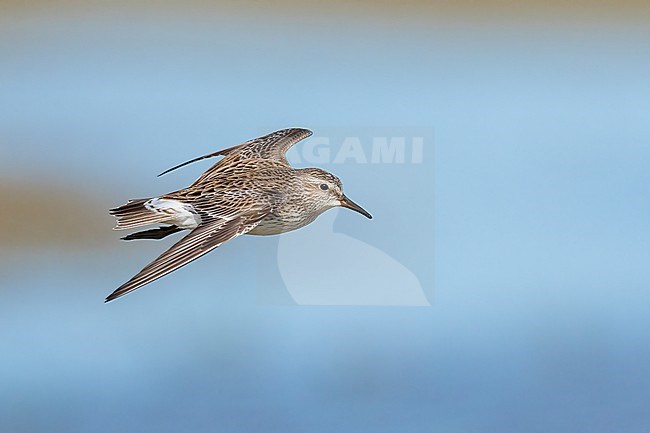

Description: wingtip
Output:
[105,293,122,303]
[105,288,125,303]
[290,127,313,137]
[157,164,184,178]
[272,127,313,139]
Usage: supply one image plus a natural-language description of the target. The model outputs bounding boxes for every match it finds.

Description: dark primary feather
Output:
[121,225,183,241]
[105,208,270,302]
[157,149,231,177]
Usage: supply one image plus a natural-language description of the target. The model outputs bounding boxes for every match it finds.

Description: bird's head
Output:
[301,168,372,219]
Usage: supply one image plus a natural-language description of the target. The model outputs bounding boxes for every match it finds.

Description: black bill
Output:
[340,195,373,219]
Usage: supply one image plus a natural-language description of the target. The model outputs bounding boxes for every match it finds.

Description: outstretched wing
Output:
[229,127,313,161]
[105,207,270,302]
[158,128,312,177]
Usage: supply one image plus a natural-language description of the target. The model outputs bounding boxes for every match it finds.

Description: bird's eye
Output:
[320,183,329,191]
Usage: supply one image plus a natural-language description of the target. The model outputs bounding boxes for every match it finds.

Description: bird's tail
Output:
[109,198,169,230]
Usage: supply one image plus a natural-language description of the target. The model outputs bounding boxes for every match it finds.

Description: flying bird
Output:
[107,128,372,302]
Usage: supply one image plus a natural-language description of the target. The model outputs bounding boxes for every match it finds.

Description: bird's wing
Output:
[105,207,270,302]
[157,128,312,177]
[229,128,313,161]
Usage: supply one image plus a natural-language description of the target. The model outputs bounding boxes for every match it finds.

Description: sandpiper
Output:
[107,128,372,302]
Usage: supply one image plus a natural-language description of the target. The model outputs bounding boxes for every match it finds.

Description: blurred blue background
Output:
[1,1,649,432]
